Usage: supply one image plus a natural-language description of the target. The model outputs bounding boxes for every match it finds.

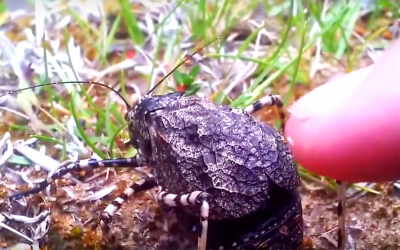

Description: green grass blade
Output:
[118,0,145,45]
[70,91,106,159]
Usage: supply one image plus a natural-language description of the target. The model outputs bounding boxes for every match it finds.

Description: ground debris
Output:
[0,1,399,250]
[301,183,400,250]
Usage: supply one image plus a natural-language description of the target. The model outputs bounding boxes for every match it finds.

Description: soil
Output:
[2,168,398,250]
[301,183,400,250]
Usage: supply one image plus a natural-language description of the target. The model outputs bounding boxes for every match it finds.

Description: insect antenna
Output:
[147,36,221,95]
[148,17,255,95]
[0,36,221,110]
[0,81,132,110]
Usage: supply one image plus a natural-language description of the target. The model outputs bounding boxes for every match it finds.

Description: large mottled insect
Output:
[3,41,303,250]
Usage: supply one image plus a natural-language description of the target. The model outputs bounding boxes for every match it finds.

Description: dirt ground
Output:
[301,183,400,250]
[2,170,397,250]
[0,22,395,250]
[0,2,398,250]
[97,180,400,250]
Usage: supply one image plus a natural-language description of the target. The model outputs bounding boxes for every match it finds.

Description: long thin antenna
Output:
[0,38,220,111]
[0,23,244,109]
[147,36,221,95]
[0,81,132,110]
[0,37,221,107]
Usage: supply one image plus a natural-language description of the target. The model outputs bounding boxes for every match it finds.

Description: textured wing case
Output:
[147,96,300,218]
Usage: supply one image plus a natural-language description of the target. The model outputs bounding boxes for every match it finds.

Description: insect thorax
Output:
[129,94,300,219]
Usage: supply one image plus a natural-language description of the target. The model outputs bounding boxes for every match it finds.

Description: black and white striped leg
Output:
[8,156,146,200]
[99,174,158,234]
[157,190,211,250]
[245,94,286,131]
[244,94,283,114]
[337,180,347,250]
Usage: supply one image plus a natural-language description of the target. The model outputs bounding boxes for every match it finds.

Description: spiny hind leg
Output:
[317,181,355,250]
[156,190,211,250]
[99,174,159,234]
[337,181,356,250]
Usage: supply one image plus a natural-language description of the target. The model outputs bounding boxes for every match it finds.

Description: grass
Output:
[1,0,398,190]
[1,0,399,209]
[1,0,400,248]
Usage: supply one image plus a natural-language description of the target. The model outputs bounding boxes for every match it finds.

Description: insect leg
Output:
[244,94,283,114]
[156,190,211,250]
[8,156,147,200]
[245,94,287,131]
[99,174,158,234]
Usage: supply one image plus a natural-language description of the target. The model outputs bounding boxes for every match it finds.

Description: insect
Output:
[3,39,303,250]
